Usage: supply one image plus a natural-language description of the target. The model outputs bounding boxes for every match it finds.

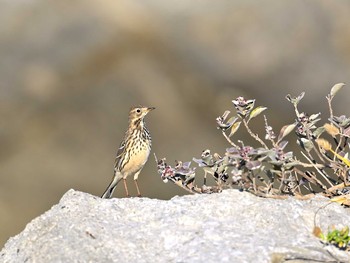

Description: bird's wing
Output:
[114,139,126,170]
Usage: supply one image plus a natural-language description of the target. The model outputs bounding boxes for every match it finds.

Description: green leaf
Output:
[340,226,349,237]
[248,106,267,122]
[227,116,236,125]
[298,138,314,152]
[277,123,296,142]
[330,83,345,98]
[327,230,337,241]
[319,232,325,240]
[309,112,321,121]
[283,161,300,170]
[313,126,325,138]
[229,121,241,137]
[286,92,305,105]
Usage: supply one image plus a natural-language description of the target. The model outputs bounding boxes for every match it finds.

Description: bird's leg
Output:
[134,179,142,197]
[123,178,130,197]
[204,171,207,186]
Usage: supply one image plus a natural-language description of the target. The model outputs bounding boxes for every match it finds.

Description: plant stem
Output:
[243,119,268,149]
[221,130,239,148]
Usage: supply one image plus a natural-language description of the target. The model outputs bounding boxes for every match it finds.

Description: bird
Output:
[101,106,155,198]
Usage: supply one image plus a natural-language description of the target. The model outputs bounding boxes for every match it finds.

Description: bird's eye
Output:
[136,108,141,113]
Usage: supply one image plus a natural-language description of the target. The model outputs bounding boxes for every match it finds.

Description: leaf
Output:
[229,121,241,137]
[298,92,305,101]
[277,123,296,142]
[331,195,350,206]
[248,106,267,122]
[331,150,350,167]
[222,110,230,120]
[343,127,350,137]
[340,226,349,237]
[227,116,237,125]
[278,140,289,150]
[285,92,305,104]
[324,123,339,137]
[315,138,332,151]
[330,83,345,98]
[246,160,262,170]
[313,226,323,238]
[298,138,314,152]
[283,161,300,170]
[309,112,321,121]
[313,126,325,138]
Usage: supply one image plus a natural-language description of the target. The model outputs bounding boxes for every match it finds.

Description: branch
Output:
[242,119,268,149]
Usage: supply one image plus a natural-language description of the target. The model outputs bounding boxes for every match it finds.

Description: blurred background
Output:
[1,0,350,247]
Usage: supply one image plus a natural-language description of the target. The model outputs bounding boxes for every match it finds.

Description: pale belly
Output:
[121,145,151,177]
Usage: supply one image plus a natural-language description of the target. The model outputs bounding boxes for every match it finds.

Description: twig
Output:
[221,130,239,148]
[172,180,201,194]
[255,192,316,200]
[243,119,268,149]
[327,96,334,122]
[301,151,334,189]
[294,161,325,169]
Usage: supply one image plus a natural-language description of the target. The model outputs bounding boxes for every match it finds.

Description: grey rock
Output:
[2,0,350,247]
[1,189,350,263]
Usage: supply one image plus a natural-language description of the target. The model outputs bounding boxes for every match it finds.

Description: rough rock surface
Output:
[1,189,350,263]
[2,0,350,247]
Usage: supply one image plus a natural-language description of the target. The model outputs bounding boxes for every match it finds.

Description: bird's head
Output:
[129,106,155,122]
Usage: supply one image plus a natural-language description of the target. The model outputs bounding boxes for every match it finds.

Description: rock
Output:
[2,0,350,247]
[1,189,349,262]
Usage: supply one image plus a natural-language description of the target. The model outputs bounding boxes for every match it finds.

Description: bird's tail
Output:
[101,173,123,199]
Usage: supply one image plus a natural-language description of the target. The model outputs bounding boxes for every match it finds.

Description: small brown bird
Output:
[101,106,155,198]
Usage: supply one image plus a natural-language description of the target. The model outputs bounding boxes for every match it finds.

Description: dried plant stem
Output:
[300,151,334,189]
[243,119,268,149]
[263,115,278,148]
[173,180,201,194]
[255,192,316,200]
[327,96,334,122]
[267,182,273,194]
[294,161,324,169]
[334,136,342,161]
[278,171,286,193]
[256,174,269,188]
[313,201,334,228]
[294,172,302,195]
[327,182,349,192]
[172,180,222,194]
[221,130,239,148]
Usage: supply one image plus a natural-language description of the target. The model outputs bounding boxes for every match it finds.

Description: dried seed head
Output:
[316,138,332,151]
[324,123,339,137]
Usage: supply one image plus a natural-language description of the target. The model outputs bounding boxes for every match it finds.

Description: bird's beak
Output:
[147,107,156,112]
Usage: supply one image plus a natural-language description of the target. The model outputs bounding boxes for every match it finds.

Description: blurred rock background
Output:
[0,0,350,247]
